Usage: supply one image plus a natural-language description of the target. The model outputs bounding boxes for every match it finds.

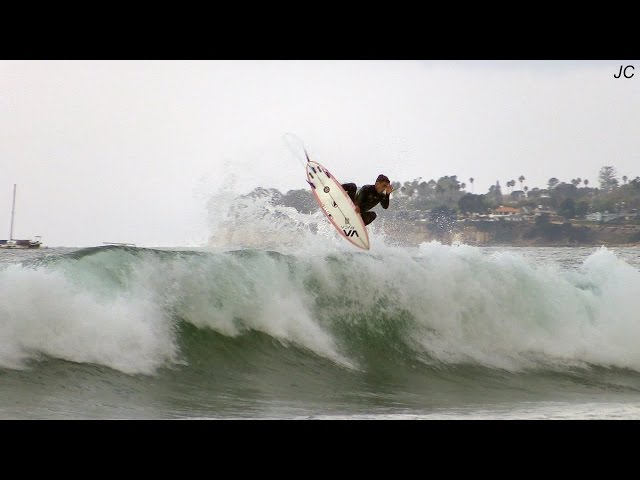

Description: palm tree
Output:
[469,177,474,193]
[518,175,525,190]
[448,183,457,202]
[584,179,589,187]
[623,175,628,184]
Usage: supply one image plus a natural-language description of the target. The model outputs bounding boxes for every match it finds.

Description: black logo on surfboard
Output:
[324,186,330,193]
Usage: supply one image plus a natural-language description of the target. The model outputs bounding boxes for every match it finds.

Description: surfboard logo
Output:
[324,186,330,193]
[343,229,360,237]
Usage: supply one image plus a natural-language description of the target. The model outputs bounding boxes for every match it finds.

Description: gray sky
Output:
[1,60,639,247]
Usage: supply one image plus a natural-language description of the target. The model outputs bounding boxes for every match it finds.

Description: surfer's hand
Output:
[355,206,360,214]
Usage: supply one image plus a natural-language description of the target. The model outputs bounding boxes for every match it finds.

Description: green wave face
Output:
[3,244,640,418]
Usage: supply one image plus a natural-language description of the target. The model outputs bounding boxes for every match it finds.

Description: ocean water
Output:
[2,197,640,419]
[2,241,639,420]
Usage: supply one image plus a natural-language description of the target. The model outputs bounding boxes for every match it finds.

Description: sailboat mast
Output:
[9,184,16,241]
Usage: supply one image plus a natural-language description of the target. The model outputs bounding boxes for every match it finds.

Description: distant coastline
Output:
[379,218,640,247]
[243,166,640,248]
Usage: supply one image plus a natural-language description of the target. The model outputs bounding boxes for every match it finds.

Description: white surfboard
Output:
[305,159,370,250]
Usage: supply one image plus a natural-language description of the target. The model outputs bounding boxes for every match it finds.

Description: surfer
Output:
[342,174,393,226]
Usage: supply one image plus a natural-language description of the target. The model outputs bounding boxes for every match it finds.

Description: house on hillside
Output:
[491,205,524,221]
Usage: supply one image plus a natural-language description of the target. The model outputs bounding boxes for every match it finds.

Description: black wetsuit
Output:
[341,183,390,226]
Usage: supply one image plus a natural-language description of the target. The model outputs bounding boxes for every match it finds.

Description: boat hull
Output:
[0,239,42,249]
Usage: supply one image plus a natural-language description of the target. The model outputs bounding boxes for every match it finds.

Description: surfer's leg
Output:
[342,183,357,202]
[361,211,377,226]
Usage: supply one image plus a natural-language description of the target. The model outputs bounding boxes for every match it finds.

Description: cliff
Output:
[379,219,640,247]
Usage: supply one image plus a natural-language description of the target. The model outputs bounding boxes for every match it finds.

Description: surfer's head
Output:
[375,174,391,193]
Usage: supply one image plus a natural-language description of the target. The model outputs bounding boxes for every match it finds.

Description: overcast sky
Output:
[1,60,638,247]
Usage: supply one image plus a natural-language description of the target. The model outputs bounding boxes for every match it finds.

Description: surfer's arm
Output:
[380,184,393,209]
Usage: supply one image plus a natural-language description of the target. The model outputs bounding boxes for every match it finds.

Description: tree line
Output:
[245,165,640,223]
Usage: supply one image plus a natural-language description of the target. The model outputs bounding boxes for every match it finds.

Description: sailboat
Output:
[0,184,42,249]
